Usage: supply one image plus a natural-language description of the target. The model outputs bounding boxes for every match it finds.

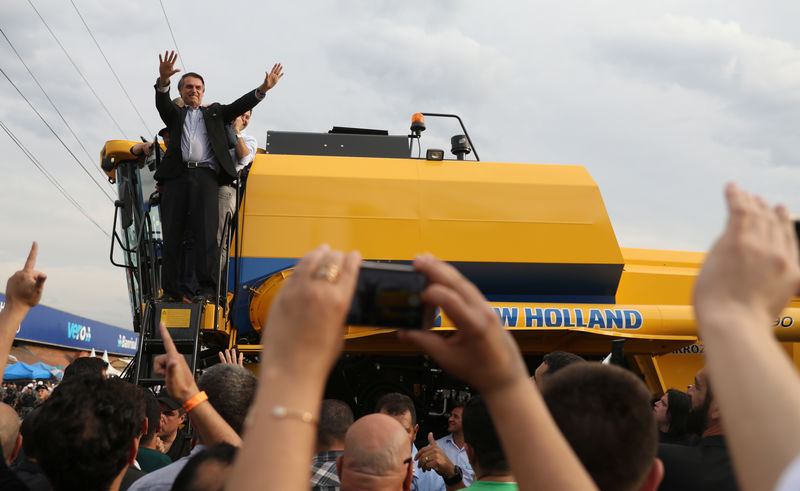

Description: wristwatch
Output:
[443,465,463,486]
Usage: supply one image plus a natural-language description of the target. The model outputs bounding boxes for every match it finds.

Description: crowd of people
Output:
[3,50,800,491]
[1,383,52,418]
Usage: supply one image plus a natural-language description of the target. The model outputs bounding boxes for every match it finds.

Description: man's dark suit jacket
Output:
[658,435,739,490]
[153,84,261,185]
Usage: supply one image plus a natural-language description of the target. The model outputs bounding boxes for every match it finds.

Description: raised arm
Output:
[400,255,597,491]
[257,63,284,95]
[226,245,360,491]
[158,50,181,88]
[693,183,800,491]
[222,63,285,123]
[155,50,181,123]
[153,322,241,447]
[0,242,46,373]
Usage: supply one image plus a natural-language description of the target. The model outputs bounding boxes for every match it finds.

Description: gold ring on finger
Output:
[314,263,340,282]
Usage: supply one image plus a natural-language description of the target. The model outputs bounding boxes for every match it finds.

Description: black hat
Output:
[157,388,182,411]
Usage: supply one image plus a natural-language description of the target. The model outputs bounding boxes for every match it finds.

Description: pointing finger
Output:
[24,241,38,271]
[159,322,178,357]
[428,432,437,446]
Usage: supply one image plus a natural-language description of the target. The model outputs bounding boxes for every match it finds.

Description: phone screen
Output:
[346,261,432,329]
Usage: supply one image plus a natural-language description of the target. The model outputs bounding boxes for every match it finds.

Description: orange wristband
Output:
[182,391,208,412]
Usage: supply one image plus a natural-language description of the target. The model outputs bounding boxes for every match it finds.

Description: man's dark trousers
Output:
[161,166,219,299]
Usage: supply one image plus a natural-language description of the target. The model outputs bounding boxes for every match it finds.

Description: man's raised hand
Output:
[415,432,456,478]
[158,50,181,86]
[6,242,47,311]
[261,63,284,93]
[153,322,198,403]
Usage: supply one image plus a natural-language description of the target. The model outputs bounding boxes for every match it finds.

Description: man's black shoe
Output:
[191,294,221,305]
[156,294,181,303]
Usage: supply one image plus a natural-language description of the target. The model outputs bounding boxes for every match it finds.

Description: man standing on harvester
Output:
[153,50,283,303]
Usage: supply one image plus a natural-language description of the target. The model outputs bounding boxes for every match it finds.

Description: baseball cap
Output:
[157,388,182,411]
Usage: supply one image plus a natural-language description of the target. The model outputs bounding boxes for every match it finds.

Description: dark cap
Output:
[158,127,169,138]
[157,388,182,411]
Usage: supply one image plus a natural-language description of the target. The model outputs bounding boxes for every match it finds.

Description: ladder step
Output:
[138,377,166,386]
[142,338,195,346]
[142,339,195,352]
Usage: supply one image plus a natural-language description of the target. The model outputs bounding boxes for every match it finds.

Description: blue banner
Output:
[0,293,138,357]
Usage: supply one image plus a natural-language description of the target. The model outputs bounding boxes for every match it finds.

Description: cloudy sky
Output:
[2,1,800,329]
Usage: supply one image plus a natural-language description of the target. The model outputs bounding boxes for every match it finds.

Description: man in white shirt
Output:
[217,109,257,268]
[435,404,475,486]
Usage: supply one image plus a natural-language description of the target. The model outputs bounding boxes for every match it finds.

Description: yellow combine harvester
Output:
[100,113,800,423]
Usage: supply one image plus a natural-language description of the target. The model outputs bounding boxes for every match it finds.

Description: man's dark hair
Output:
[664,389,691,438]
[542,351,585,375]
[451,400,466,411]
[61,357,108,383]
[375,392,416,426]
[139,387,161,445]
[463,396,509,476]
[197,364,257,435]
[687,376,714,435]
[542,363,657,491]
[317,399,354,448]
[178,72,205,91]
[32,377,145,491]
[172,443,237,491]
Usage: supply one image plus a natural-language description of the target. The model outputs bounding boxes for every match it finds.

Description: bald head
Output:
[0,402,21,464]
[339,414,412,491]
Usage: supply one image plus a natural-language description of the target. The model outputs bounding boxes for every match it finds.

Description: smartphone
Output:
[346,261,433,329]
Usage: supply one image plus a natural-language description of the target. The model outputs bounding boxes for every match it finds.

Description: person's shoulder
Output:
[138,447,173,469]
[127,457,189,491]
[435,434,452,446]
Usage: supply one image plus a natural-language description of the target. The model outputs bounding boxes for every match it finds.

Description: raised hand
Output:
[6,242,47,310]
[261,244,360,380]
[260,63,284,93]
[231,116,245,133]
[415,432,457,478]
[153,322,198,403]
[218,347,244,367]
[694,183,800,328]
[158,50,181,86]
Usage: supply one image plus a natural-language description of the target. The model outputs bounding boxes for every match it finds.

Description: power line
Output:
[0,120,111,239]
[0,64,116,203]
[26,0,128,137]
[69,0,152,136]
[0,26,112,186]
[158,0,186,72]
